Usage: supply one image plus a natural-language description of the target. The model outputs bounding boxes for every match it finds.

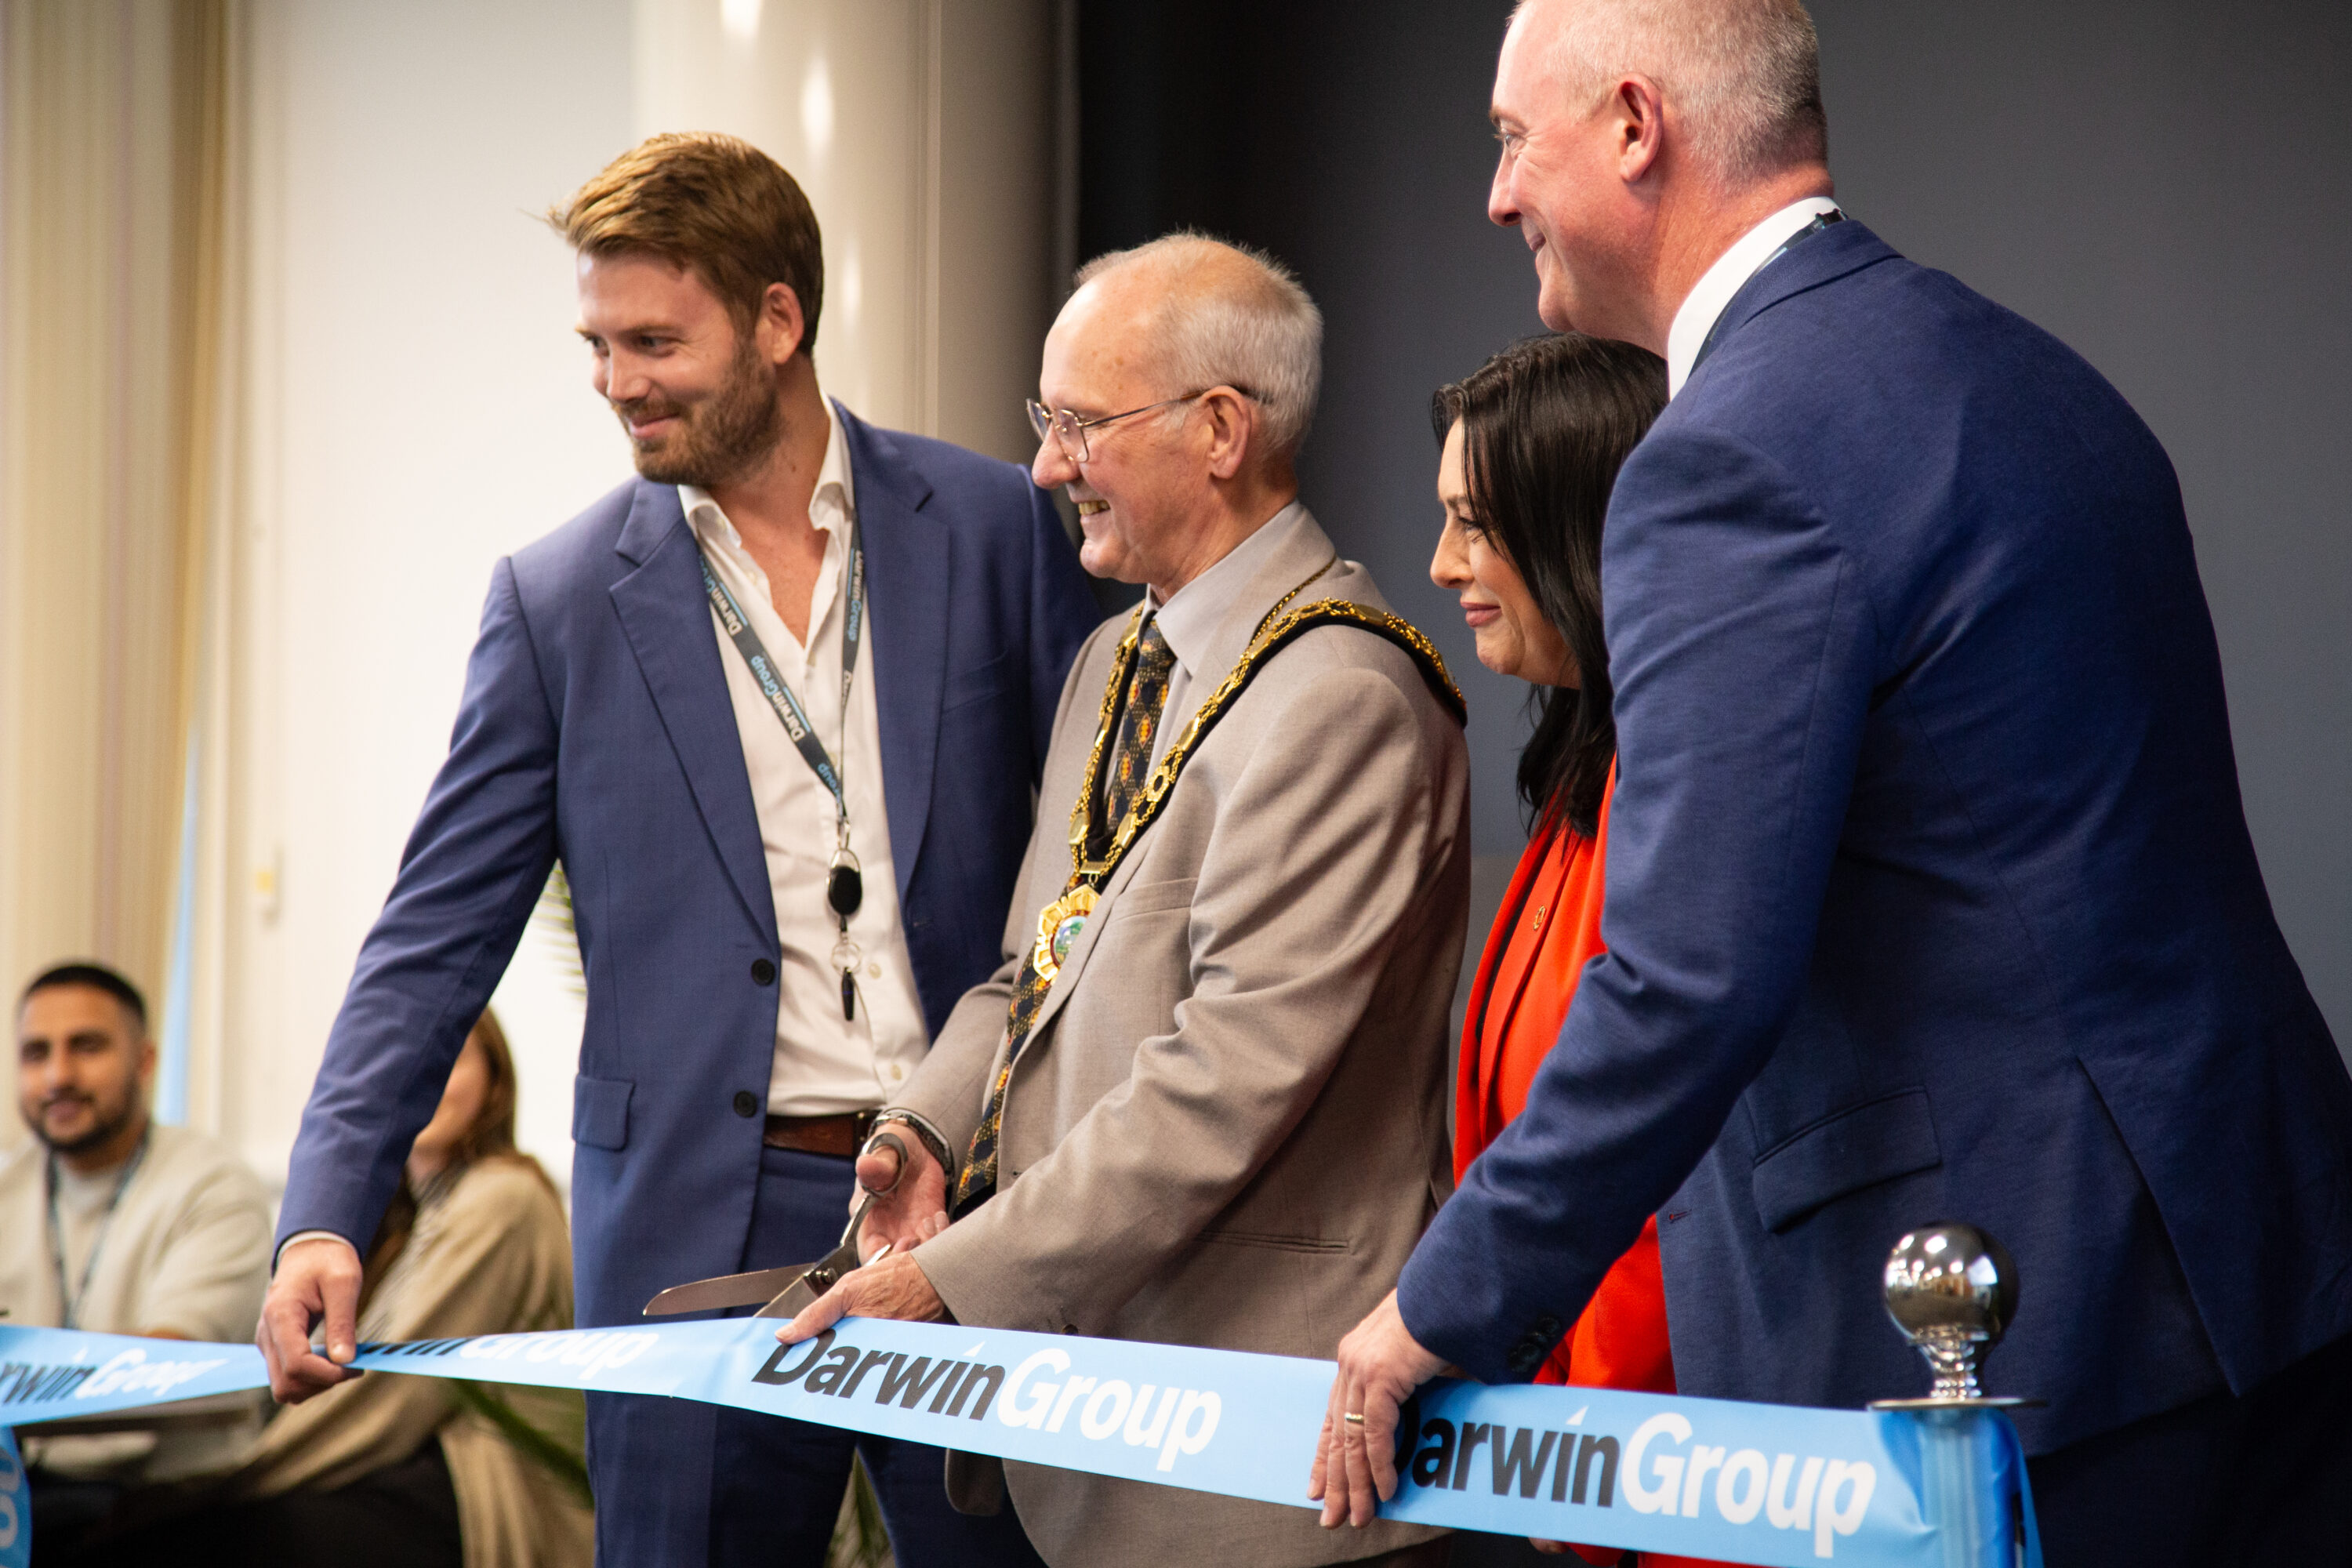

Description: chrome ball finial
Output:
[1882,1223,2018,1403]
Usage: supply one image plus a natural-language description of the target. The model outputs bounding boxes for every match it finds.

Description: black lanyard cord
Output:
[46,1127,151,1331]
[695,515,864,840]
[697,511,873,1020]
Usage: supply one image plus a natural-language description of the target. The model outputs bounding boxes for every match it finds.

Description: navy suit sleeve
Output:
[274,557,561,1251]
[1398,425,1878,1382]
[1024,485,1098,778]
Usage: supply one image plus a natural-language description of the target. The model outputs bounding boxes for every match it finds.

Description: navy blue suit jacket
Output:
[1399,224,2352,1452]
[277,406,1099,1332]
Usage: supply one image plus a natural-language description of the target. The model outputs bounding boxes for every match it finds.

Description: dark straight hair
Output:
[359,1007,553,1314]
[1433,333,1666,837]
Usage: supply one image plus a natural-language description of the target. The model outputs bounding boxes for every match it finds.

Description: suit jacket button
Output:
[733,1091,759,1117]
[751,959,777,985]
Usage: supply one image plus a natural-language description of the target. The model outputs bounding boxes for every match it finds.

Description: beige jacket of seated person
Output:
[0,1121,273,1482]
[227,1155,593,1568]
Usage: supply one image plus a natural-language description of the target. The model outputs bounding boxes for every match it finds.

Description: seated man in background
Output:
[780,234,1471,1568]
[1,963,273,1544]
[85,1009,590,1568]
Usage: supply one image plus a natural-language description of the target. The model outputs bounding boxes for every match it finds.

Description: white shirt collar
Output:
[679,395,857,543]
[1664,196,1842,397]
[1148,500,1308,677]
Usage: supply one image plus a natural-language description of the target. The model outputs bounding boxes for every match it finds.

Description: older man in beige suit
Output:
[775,234,1469,1567]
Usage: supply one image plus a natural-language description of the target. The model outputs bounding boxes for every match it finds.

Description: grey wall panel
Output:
[1076,0,2350,1058]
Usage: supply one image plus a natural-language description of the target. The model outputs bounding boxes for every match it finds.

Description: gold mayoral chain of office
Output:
[951,573,1466,1216]
[1027,582,1468,987]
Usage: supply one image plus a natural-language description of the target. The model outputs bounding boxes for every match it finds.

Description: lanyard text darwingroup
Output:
[697,516,869,1020]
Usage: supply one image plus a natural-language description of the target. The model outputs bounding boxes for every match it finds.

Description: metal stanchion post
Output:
[1870,1224,2043,1568]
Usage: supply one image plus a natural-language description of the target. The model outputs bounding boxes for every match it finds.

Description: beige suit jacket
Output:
[0,1123,272,1483]
[893,508,1470,1567]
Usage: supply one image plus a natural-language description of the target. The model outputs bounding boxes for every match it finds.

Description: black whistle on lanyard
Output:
[840,967,857,1022]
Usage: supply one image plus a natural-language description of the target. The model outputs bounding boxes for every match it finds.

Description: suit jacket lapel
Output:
[840,403,946,903]
[1695,220,1897,383]
[1018,508,1345,1052]
[608,481,777,944]
[1022,837,1149,1049]
[1163,507,1345,741]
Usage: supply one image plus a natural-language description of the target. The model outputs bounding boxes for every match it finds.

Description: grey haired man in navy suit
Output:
[256,133,1097,1566]
[1315,4,2352,1563]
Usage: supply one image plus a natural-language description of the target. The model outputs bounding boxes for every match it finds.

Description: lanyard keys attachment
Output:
[831,932,863,1023]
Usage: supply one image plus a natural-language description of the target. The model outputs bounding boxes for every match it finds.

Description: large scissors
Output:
[640,1131,906,1321]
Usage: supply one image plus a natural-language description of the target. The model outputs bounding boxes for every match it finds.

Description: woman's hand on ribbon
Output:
[1310,1288,1445,1528]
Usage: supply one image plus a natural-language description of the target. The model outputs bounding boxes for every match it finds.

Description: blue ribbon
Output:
[0,1320,2037,1566]
[0,1423,24,1568]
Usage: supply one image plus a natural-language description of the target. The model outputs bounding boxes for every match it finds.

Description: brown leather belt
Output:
[762,1109,880,1159]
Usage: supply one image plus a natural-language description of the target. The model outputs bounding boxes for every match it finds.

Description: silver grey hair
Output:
[1071,233,1323,465]
[1515,0,1828,183]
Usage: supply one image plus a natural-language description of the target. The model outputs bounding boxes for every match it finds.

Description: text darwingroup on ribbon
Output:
[0,1319,2037,1568]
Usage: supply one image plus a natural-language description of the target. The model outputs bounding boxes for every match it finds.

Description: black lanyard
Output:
[696,517,864,834]
[696,513,871,1018]
[45,1128,150,1330]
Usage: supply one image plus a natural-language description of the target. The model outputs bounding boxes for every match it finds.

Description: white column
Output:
[633,0,1056,462]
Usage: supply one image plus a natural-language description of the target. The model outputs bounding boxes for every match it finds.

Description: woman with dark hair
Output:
[87,1010,591,1568]
[1433,335,1723,1566]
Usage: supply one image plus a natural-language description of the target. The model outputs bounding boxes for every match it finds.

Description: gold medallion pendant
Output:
[1031,886,1098,983]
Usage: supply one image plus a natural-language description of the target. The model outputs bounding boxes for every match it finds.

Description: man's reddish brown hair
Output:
[550,132,826,357]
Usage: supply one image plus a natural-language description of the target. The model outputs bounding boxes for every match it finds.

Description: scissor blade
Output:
[642,1263,820,1318]
[754,1239,862,1318]
[645,1186,884,1318]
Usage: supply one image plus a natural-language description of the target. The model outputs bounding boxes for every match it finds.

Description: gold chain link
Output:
[1059,592,1464,891]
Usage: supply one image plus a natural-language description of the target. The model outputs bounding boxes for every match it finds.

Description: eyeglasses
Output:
[1025,387,1254,464]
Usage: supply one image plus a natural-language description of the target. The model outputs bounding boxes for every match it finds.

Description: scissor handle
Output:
[859,1129,910,1194]
[818,1130,912,1259]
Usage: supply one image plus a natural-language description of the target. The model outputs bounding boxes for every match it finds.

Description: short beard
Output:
[30,1092,138,1160]
[617,328,785,488]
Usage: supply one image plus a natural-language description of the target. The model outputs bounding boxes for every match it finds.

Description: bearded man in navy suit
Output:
[256,134,1096,1566]
[1316,4,2352,1562]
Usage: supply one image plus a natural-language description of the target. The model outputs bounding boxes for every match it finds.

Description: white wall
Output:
[632,0,1054,463]
[219,0,639,1186]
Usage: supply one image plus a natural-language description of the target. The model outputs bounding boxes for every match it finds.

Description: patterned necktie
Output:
[955,620,1176,1214]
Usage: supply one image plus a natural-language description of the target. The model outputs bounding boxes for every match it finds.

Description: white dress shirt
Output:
[1146,500,1316,764]
[1664,195,1843,398]
[684,399,930,1116]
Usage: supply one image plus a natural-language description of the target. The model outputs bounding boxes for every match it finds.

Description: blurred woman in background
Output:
[1432,334,1725,1567]
[89,1009,590,1568]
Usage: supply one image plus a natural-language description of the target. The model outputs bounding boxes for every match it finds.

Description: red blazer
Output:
[1457,769,1732,1568]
